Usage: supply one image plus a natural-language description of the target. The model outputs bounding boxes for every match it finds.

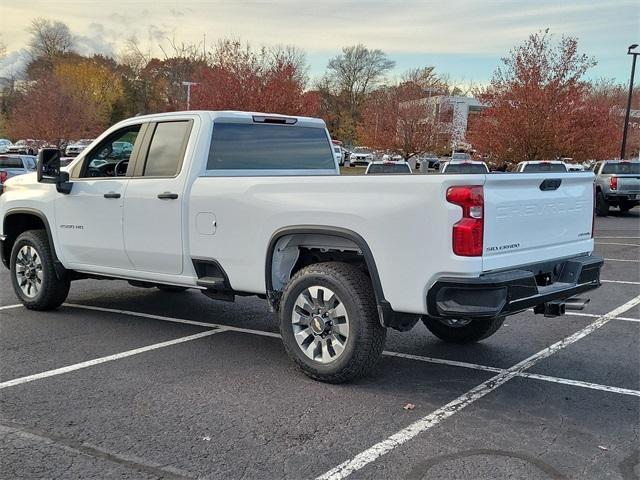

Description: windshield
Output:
[443,163,487,174]
[0,156,23,168]
[353,147,371,154]
[522,163,567,173]
[602,162,640,174]
[367,163,411,174]
[452,152,470,161]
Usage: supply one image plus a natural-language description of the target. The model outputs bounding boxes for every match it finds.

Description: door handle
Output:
[157,192,179,200]
[104,192,121,199]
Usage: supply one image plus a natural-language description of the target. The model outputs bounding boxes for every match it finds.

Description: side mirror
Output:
[37,148,61,183]
[37,148,72,194]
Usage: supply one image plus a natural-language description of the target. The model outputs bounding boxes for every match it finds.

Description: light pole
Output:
[621,44,638,159]
[181,81,199,110]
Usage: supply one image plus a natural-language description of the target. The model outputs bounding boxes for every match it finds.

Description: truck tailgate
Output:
[482,173,594,272]
[617,175,640,194]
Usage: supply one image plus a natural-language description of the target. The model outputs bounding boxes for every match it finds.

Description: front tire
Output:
[595,191,609,217]
[423,316,504,344]
[10,230,70,310]
[279,262,386,383]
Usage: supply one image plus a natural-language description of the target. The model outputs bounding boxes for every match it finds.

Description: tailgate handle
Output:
[539,179,562,191]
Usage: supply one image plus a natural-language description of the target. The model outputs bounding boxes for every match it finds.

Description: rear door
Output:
[482,172,594,271]
[123,119,193,275]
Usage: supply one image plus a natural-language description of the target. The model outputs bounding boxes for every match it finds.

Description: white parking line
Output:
[62,304,640,395]
[518,373,640,397]
[596,242,640,247]
[315,294,640,480]
[601,279,640,285]
[382,351,503,373]
[0,329,225,390]
[385,351,640,397]
[564,311,639,323]
[65,303,282,338]
[604,258,640,263]
[0,304,22,311]
[595,236,640,239]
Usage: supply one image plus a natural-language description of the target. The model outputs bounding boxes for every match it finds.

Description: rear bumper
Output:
[427,254,603,320]
[605,193,639,202]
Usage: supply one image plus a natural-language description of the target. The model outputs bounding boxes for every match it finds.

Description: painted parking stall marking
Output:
[0,328,225,390]
[315,294,640,480]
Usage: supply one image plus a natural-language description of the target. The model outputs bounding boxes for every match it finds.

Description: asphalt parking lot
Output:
[1,210,639,480]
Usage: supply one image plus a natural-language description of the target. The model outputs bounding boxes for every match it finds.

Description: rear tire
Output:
[423,316,504,344]
[10,230,70,310]
[595,191,609,217]
[156,285,188,293]
[279,262,386,383]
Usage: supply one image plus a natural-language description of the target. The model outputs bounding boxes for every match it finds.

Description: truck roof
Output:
[123,110,327,129]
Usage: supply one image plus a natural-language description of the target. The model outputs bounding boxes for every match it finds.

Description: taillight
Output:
[0,170,6,184]
[610,176,617,190]
[447,185,484,256]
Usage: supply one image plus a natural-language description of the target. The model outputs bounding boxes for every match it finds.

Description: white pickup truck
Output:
[0,111,603,382]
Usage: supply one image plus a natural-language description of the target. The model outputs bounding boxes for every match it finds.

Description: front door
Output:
[55,124,143,269]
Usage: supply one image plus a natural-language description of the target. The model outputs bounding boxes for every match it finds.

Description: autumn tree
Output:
[466,30,620,164]
[190,40,317,115]
[358,66,448,158]
[54,57,124,126]
[28,19,74,64]
[8,74,101,145]
[321,45,395,143]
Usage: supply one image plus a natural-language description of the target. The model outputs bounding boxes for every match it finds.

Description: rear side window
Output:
[207,123,335,171]
[143,121,191,177]
[522,163,567,173]
[602,162,640,174]
[0,157,23,168]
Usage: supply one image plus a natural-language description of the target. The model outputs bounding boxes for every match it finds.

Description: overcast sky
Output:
[1,0,638,84]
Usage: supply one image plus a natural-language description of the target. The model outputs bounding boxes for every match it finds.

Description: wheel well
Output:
[2,213,47,267]
[266,231,385,309]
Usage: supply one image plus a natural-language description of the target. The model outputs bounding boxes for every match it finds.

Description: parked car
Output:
[350,147,375,167]
[0,139,12,154]
[333,145,344,166]
[0,155,37,193]
[514,160,568,173]
[0,110,602,383]
[65,139,94,157]
[440,160,490,174]
[594,160,640,216]
[451,152,472,161]
[365,161,412,175]
[566,164,585,172]
[7,139,40,156]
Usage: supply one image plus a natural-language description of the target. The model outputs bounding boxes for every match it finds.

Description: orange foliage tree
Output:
[358,67,447,158]
[468,30,622,164]
[9,74,102,145]
[190,40,318,116]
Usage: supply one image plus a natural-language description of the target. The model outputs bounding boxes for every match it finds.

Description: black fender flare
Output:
[265,225,385,303]
[2,208,66,279]
[264,226,417,330]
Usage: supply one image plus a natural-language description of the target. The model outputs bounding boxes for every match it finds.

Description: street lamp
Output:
[621,44,639,159]
[181,81,199,110]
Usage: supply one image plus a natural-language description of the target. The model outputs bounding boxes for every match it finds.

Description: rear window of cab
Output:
[207,123,335,171]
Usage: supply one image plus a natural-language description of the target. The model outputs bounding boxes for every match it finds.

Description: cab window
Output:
[79,125,141,178]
